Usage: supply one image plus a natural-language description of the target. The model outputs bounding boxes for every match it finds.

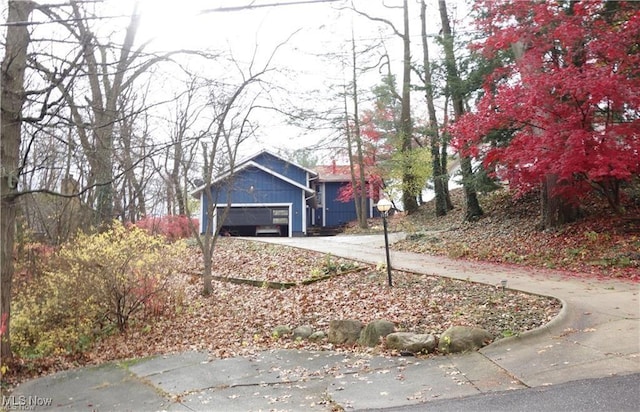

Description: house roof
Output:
[190,150,316,197]
[314,164,355,183]
[242,149,319,178]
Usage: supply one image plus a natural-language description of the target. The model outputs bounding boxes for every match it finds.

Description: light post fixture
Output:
[376,198,393,287]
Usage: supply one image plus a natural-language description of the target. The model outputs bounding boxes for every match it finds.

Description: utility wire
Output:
[1,14,131,27]
[199,0,342,14]
[1,0,342,27]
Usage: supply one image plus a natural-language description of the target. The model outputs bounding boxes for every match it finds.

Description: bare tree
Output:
[38,2,191,226]
[346,30,368,229]
[163,77,206,217]
[419,0,452,216]
[350,0,419,213]
[186,40,288,295]
[114,89,154,222]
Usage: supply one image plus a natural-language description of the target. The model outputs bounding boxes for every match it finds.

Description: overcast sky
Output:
[1,0,473,161]
[130,0,473,159]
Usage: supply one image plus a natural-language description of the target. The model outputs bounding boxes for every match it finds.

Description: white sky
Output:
[130,0,474,160]
[1,0,473,161]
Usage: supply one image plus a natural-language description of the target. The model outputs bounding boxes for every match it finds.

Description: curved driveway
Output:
[256,233,640,388]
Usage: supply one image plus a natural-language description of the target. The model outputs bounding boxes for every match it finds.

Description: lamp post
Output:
[376,198,393,287]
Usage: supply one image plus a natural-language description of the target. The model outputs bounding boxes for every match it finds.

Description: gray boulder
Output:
[386,332,437,354]
[359,320,396,347]
[272,325,292,339]
[328,319,363,345]
[438,326,493,354]
[308,331,326,342]
[292,325,314,341]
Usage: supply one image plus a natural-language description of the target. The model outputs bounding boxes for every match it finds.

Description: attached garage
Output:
[191,151,317,237]
[217,204,291,237]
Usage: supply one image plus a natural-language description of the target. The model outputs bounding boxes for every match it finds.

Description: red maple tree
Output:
[451,0,640,213]
[337,108,392,203]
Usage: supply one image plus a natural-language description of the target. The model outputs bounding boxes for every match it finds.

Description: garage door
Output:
[218,206,290,226]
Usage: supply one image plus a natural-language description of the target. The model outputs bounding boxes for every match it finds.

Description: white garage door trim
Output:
[214,203,293,237]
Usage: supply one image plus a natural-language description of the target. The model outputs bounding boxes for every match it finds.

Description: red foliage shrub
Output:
[135,215,198,241]
[132,275,168,319]
[0,313,7,337]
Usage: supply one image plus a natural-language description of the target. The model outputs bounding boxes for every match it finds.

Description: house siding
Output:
[202,166,305,234]
[195,150,379,236]
[252,152,307,186]
[323,182,355,227]
[319,181,379,227]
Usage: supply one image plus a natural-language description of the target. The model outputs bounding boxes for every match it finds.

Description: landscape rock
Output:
[385,332,437,354]
[328,319,363,345]
[292,325,314,340]
[438,326,493,354]
[272,325,292,339]
[359,320,396,347]
[308,331,326,342]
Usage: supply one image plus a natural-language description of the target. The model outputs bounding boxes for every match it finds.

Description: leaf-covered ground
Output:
[5,238,560,388]
[348,189,640,281]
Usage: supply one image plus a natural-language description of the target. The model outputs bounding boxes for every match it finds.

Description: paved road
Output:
[370,372,640,412]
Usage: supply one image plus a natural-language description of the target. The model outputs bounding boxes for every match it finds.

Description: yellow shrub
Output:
[11,221,186,358]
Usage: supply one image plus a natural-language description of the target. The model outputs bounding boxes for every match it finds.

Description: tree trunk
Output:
[439,0,482,220]
[172,144,186,216]
[1,0,35,363]
[350,33,368,229]
[420,0,447,216]
[400,0,419,214]
[460,156,483,221]
[344,90,362,226]
[441,96,454,211]
[441,139,454,211]
[541,174,580,229]
[119,103,146,222]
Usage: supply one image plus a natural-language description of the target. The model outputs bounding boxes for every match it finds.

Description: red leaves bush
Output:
[135,215,198,241]
[0,313,7,337]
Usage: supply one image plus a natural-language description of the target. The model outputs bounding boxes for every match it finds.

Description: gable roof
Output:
[242,149,319,178]
[190,150,316,197]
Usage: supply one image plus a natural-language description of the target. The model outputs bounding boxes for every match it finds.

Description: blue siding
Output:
[321,182,378,227]
[202,166,304,233]
[252,152,308,186]
[324,182,356,226]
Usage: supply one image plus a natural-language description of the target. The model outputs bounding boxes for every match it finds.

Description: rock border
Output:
[271,319,494,355]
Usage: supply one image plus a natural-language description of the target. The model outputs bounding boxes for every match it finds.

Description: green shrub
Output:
[11,222,185,358]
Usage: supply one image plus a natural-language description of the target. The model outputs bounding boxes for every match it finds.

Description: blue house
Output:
[192,151,377,237]
[310,164,378,228]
